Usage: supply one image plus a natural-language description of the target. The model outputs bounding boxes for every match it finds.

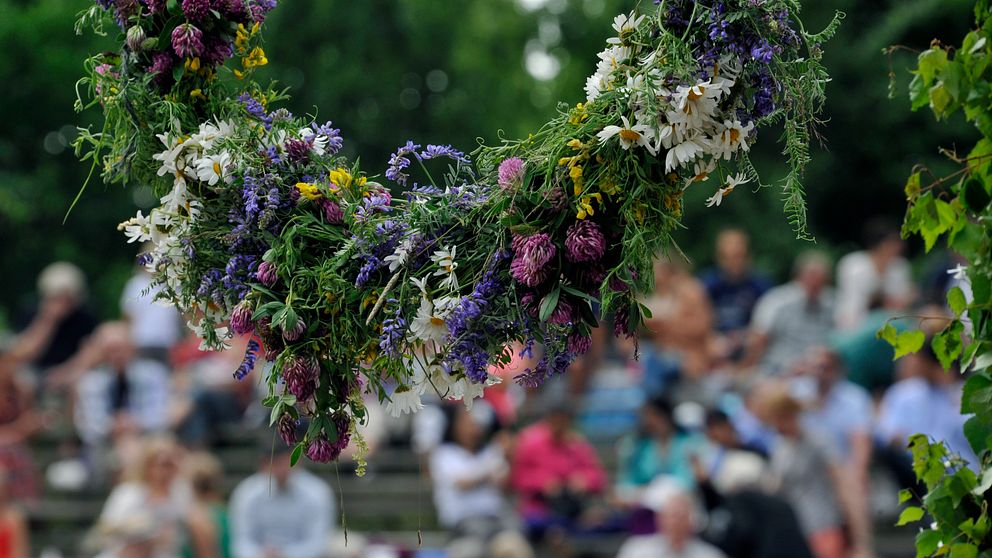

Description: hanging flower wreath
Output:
[75,0,842,466]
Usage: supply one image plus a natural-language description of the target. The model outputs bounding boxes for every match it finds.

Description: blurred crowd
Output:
[0,217,972,558]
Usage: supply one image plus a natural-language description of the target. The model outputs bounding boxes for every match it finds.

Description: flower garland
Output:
[77,0,840,465]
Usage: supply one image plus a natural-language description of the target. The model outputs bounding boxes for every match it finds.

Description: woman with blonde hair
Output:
[95,436,190,558]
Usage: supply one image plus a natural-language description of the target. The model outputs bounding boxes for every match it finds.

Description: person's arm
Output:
[229,481,266,558]
[0,383,41,445]
[7,508,29,558]
[509,433,551,495]
[827,457,873,557]
[187,505,219,558]
[9,297,73,364]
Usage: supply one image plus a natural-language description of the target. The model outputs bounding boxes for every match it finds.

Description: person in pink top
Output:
[510,403,607,541]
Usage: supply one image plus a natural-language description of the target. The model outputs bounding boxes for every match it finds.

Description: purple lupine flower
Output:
[181,0,210,20]
[385,141,420,186]
[259,187,282,230]
[250,0,277,23]
[320,198,343,224]
[548,298,573,325]
[564,220,606,263]
[750,40,777,63]
[136,252,154,267]
[172,23,205,58]
[311,121,344,154]
[568,333,592,355]
[277,413,298,446]
[282,317,306,341]
[141,0,166,13]
[233,339,260,380]
[498,157,525,190]
[419,144,469,163]
[509,233,556,287]
[230,301,255,335]
[239,93,273,128]
[379,308,406,357]
[255,261,277,287]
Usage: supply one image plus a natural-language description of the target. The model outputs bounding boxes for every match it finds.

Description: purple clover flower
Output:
[509,233,556,287]
[171,23,204,58]
[564,220,606,263]
[498,157,525,190]
[181,0,210,21]
[255,261,277,287]
[230,301,255,335]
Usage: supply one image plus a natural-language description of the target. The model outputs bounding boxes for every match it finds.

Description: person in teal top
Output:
[830,308,905,396]
[615,398,707,504]
[182,452,231,558]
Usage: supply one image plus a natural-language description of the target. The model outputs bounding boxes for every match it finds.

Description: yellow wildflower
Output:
[329,168,354,189]
[568,103,590,125]
[185,57,201,72]
[233,69,245,80]
[190,88,205,100]
[569,165,583,182]
[242,46,268,70]
[600,177,620,196]
[576,193,603,220]
[567,139,586,150]
[295,182,321,200]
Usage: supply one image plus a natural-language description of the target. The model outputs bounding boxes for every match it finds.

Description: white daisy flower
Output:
[447,376,487,408]
[597,115,657,154]
[431,246,459,291]
[665,135,708,172]
[118,211,151,244]
[194,151,232,186]
[673,79,724,130]
[607,12,645,45]
[386,385,424,417]
[705,173,750,207]
[299,127,329,156]
[711,120,755,160]
[409,297,449,343]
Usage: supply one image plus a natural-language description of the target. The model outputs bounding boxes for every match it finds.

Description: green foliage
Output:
[889,2,992,555]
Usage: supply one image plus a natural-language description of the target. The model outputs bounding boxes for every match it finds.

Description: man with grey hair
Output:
[617,481,726,558]
[740,251,835,376]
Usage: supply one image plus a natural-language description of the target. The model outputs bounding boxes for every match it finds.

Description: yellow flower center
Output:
[619,129,641,142]
[430,316,445,326]
[688,86,704,101]
[729,128,741,143]
[213,162,222,175]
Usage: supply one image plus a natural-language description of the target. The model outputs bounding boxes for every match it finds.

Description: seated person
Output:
[510,403,607,540]
[229,441,335,558]
[617,483,726,558]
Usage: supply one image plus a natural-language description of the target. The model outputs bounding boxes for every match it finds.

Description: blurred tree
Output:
[0,0,977,324]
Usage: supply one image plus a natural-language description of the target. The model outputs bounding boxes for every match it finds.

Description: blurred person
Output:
[641,258,715,394]
[94,513,159,558]
[173,335,255,448]
[793,347,873,487]
[616,398,707,504]
[753,383,872,558]
[11,261,98,378]
[0,351,41,500]
[74,322,171,471]
[96,436,190,558]
[0,470,29,558]
[509,403,607,541]
[229,441,335,558]
[876,334,974,469]
[742,251,834,376]
[693,451,813,558]
[182,453,230,558]
[616,483,725,558]
[835,218,913,331]
[700,229,772,363]
[431,405,529,558]
[830,304,907,396]
[700,409,766,482]
[120,261,183,364]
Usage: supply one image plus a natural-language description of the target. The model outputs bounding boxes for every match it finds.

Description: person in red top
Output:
[510,403,607,542]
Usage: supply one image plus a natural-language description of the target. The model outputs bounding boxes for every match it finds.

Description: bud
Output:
[126,26,147,52]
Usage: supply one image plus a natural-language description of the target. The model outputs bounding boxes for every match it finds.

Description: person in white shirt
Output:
[120,268,182,363]
[617,482,725,558]
[835,219,913,331]
[742,251,835,376]
[229,443,335,558]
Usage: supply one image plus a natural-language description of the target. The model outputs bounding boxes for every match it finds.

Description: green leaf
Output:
[897,505,925,526]
[878,322,899,345]
[289,443,304,467]
[906,172,922,199]
[899,488,914,504]
[963,415,992,458]
[930,83,953,117]
[894,330,927,359]
[950,543,978,558]
[916,528,942,558]
[933,320,964,370]
[538,287,561,323]
[948,287,968,316]
[962,178,991,213]
[961,372,992,414]
[918,48,950,83]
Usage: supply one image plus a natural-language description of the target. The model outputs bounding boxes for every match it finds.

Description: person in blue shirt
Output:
[699,229,772,363]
